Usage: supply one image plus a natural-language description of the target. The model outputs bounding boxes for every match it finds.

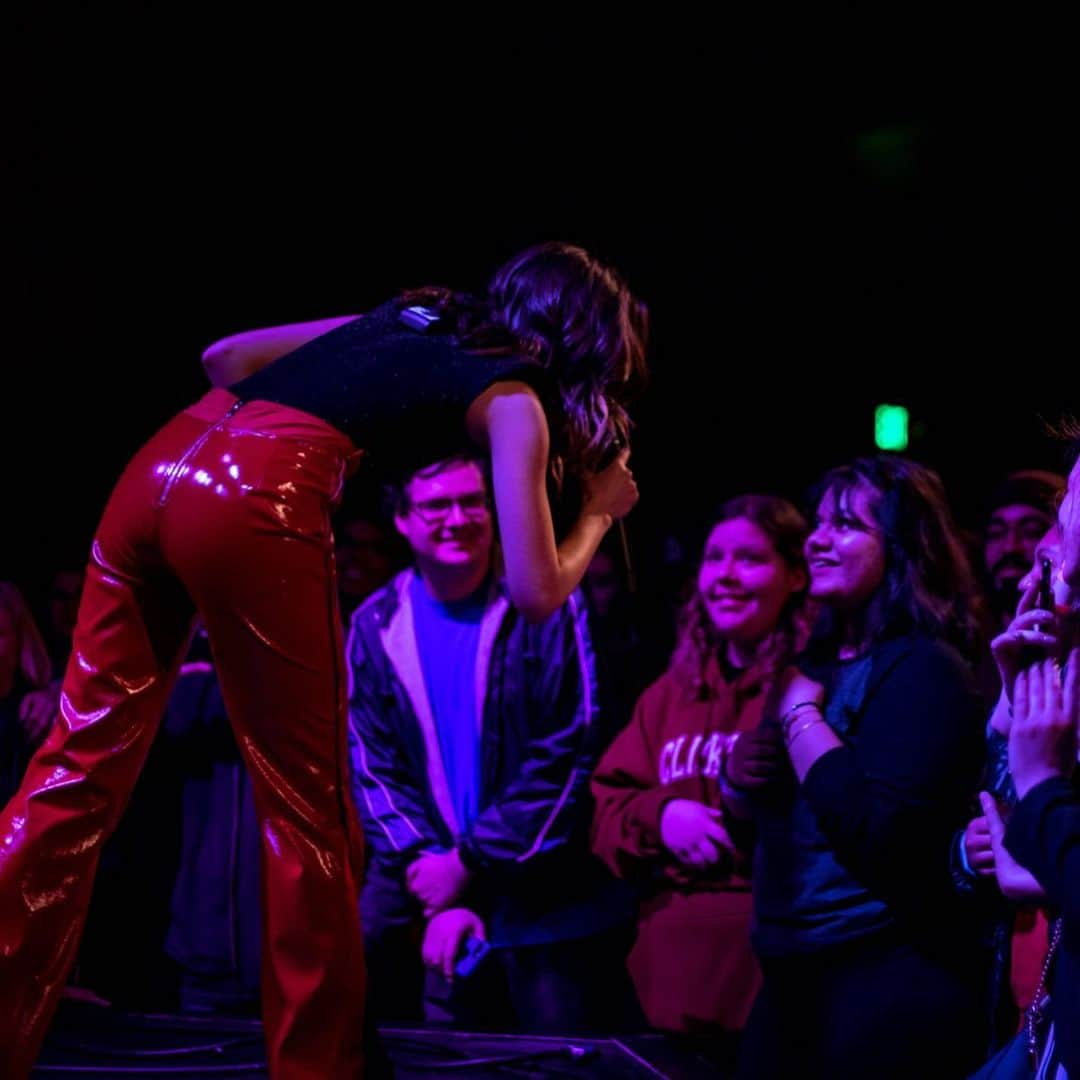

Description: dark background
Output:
[5,14,1077,600]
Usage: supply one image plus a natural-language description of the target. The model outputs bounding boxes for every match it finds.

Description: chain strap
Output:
[1025,915,1063,1068]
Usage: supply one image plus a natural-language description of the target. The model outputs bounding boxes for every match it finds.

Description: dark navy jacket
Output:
[347,570,632,946]
[752,633,987,963]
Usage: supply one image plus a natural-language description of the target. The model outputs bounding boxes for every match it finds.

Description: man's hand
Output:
[421,908,486,981]
[406,849,471,917]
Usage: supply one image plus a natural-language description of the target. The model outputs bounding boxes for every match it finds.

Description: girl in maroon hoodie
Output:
[591,495,809,1038]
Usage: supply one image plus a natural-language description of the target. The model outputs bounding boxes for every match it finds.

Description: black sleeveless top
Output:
[230,300,552,474]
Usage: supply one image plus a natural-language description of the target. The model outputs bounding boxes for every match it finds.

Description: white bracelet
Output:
[780,701,823,739]
[786,715,827,748]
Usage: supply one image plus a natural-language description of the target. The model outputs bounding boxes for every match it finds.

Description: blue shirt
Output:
[410,573,487,832]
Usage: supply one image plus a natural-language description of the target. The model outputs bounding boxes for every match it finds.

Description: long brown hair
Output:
[808,456,983,658]
[397,242,648,483]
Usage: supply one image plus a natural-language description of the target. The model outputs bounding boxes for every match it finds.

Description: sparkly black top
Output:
[230,300,551,474]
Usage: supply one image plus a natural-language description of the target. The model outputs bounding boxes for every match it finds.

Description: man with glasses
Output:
[346,451,636,1032]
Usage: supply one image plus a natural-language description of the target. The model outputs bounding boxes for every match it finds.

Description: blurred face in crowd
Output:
[984,503,1055,606]
[335,519,393,609]
[584,550,621,619]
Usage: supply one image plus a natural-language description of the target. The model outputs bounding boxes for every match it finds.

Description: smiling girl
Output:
[591,495,808,1048]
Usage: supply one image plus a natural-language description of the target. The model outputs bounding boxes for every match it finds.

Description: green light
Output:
[875,405,909,451]
[854,126,920,183]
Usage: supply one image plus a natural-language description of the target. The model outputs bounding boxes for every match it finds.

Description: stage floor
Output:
[34,1002,728,1078]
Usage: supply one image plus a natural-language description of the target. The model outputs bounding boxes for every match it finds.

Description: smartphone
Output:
[1034,556,1053,633]
[453,935,491,980]
[1017,556,1055,670]
[1038,556,1053,612]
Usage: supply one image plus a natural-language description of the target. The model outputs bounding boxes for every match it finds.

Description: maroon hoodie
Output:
[591,660,766,1033]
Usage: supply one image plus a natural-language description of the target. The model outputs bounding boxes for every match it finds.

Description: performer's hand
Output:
[406,849,470,917]
[582,448,638,522]
[421,908,486,981]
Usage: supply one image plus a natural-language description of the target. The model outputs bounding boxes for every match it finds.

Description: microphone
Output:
[617,519,636,595]
[596,433,637,595]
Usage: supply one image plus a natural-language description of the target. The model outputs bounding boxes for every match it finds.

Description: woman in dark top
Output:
[733,456,990,1080]
[0,242,647,1079]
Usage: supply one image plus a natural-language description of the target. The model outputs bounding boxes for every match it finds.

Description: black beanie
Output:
[985,469,1066,521]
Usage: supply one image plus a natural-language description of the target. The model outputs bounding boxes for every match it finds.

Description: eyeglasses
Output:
[408,493,491,526]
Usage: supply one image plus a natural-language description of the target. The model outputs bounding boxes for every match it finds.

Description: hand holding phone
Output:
[1034,556,1053,631]
[992,556,1061,698]
[454,934,491,980]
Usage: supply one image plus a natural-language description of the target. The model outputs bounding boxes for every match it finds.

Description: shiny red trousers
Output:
[0,390,368,1078]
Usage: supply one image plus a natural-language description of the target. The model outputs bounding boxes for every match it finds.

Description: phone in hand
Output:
[1033,556,1053,633]
[454,934,491,980]
[1019,556,1055,670]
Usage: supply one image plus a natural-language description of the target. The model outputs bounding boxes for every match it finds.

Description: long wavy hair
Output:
[807,456,983,659]
[0,581,53,698]
[671,495,811,697]
[397,242,648,484]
